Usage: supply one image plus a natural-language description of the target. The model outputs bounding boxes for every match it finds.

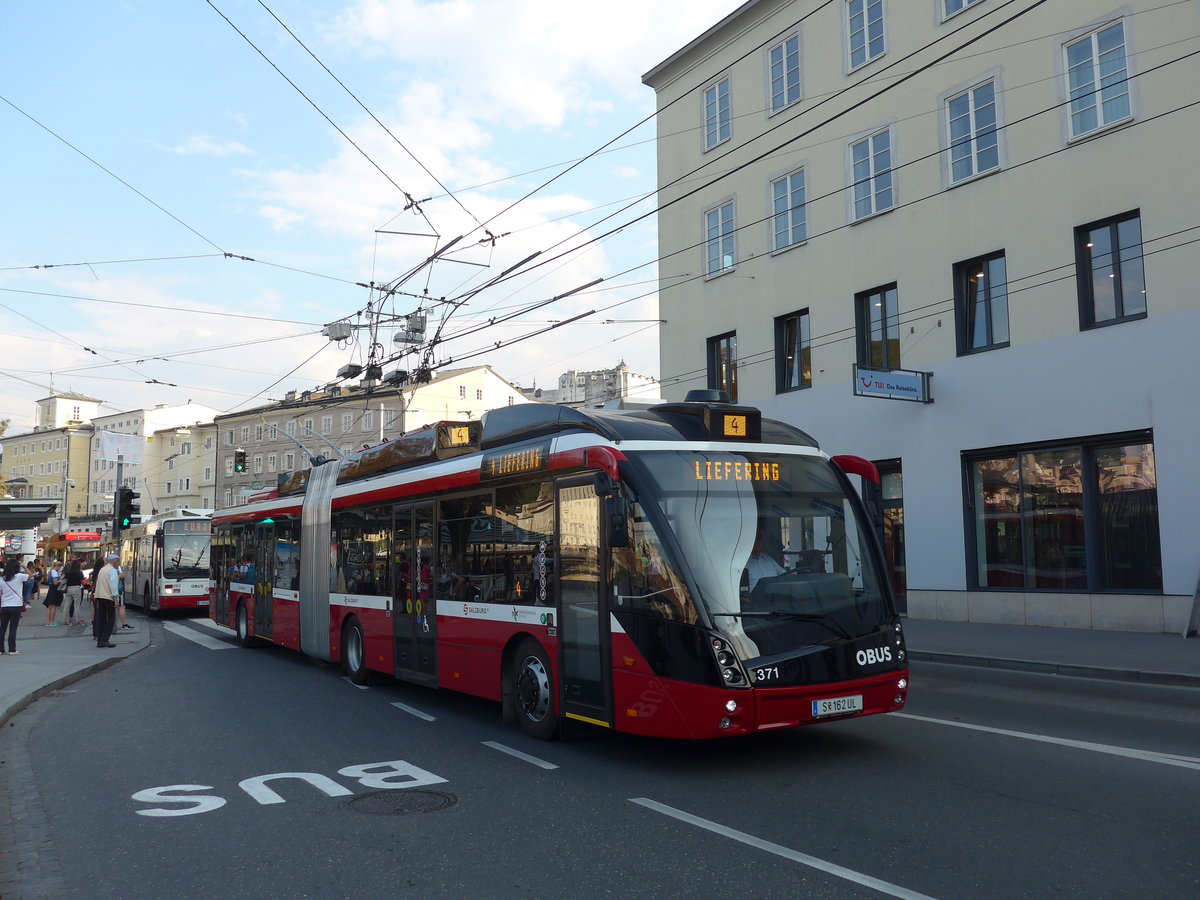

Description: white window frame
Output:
[771,168,807,252]
[704,200,736,277]
[941,0,984,22]
[846,0,885,71]
[321,415,332,435]
[1063,20,1131,140]
[362,411,373,432]
[342,413,353,434]
[703,77,731,151]
[946,79,1000,184]
[267,453,277,473]
[768,35,801,114]
[848,127,895,221]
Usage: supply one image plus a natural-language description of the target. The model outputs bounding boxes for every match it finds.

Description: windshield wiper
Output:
[714,610,853,641]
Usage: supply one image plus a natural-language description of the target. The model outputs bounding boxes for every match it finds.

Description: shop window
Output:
[967,434,1161,592]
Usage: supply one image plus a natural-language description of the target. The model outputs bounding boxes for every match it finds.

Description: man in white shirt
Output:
[744,525,785,592]
[94,553,121,648]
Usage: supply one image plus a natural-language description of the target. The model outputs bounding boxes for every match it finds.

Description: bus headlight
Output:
[708,634,750,689]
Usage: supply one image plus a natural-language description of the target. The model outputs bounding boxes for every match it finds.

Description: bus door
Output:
[393,503,437,685]
[253,521,274,638]
[555,479,612,729]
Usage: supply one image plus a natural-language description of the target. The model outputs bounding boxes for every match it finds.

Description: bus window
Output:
[490,482,555,607]
[332,506,391,597]
[611,499,697,624]
[273,517,301,592]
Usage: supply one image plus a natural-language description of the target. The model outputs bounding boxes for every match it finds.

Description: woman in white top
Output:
[1,558,31,655]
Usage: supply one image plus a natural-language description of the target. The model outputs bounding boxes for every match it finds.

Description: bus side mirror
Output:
[605,498,629,549]
[154,532,164,548]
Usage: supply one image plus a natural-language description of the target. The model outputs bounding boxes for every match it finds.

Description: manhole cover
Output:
[348,790,457,815]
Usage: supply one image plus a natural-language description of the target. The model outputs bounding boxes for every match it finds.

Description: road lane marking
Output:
[163,621,235,650]
[892,713,1200,771]
[191,618,232,633]
[630,798,937,900]
[481,741,558,770]
[391,701,436,721]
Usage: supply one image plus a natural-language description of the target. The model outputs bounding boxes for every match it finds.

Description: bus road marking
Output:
[892,713,1200,771]
[481,741,558,770]
[630,798,937,900]
[162,622,235,650]
[391,701,436,721]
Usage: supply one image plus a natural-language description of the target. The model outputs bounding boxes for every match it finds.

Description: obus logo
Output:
[856,646,893,667]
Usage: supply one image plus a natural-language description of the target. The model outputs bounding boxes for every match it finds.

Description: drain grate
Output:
[348,789,457,815]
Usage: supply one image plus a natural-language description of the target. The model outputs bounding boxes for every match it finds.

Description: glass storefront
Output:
[968,436,1161,592]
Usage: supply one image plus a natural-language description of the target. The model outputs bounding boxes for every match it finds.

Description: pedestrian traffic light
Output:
[234,448,247,473]
[114,486,141,532]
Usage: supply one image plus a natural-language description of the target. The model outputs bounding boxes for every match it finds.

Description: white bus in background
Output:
[110,510,213,614]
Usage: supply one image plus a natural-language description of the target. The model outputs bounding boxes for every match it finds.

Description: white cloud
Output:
[158,135,253,157]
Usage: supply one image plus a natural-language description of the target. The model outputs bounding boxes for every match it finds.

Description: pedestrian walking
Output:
[63,558,88,625]
[44,558,64,626]
[2,558,31,655]
[93,553,121,649]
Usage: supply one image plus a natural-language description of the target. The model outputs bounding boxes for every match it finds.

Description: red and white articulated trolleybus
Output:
[113,510,213,614]
[210,393,909,740]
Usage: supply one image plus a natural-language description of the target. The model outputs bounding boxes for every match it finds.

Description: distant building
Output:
[643,0,1199,633]
[522,362,659,407]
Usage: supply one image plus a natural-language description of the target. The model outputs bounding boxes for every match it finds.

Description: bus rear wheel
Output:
[512,639,558,741]
[342,618,368,685]
[235,602,256,648]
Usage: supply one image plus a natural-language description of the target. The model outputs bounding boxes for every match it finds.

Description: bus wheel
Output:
[235,602,256,648]
[343,619,368,685]
[512,639,558,740]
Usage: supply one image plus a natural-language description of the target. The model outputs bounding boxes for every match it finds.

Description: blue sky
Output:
[1,0,743,429]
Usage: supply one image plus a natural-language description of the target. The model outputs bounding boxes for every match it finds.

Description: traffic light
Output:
[114,486,141,532]
[234,448,247,473]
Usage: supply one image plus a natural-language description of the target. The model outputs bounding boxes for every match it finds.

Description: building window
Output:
[855,284,900,369]
[385,408,398,428]
[255,425,263,442]
[362,411,373,432]
[476,389,483,401]
[769,35,801,113]
[241,426,250,442]
[771,169,807,251]
[707,332,738,401]
[459,385,467,399]
[705,201,736,276]
[253,455,263,475]
[849,128,893,220]
[321,416,332,435]
[284,452,295,471]
[204,466,212,481]
[1065,21,1130,140]
[947,80,998,183]
[703,77,731,150]
[181,441,191,455]
[303,418,314,436]
[943,0,983,19]
[285,421,296,438]
[955,252,1009,354]
[847,0,885,69]
[775,310,812,393]
[224,457,234,477]
[967,436,1161,592]
[267,453,277,473]
[1076,211,1146,328]
[342,414,353,433]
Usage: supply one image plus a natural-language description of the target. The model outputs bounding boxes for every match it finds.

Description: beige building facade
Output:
[644,0,1200,632]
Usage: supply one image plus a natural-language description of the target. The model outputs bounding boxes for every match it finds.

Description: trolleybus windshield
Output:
[161,523,211,581]
[631,450,891,658]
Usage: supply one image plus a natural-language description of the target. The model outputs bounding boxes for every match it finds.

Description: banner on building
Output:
[96,431,146,464]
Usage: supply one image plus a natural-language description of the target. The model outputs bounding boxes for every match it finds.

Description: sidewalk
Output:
[1,593,151,727]
[2,598,1198,728]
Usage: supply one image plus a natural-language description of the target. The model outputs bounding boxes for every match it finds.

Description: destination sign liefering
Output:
[480,442,551,480]
[693,460,780,482]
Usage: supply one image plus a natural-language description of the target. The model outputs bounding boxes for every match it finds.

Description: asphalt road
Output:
[3,618,1198,899]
